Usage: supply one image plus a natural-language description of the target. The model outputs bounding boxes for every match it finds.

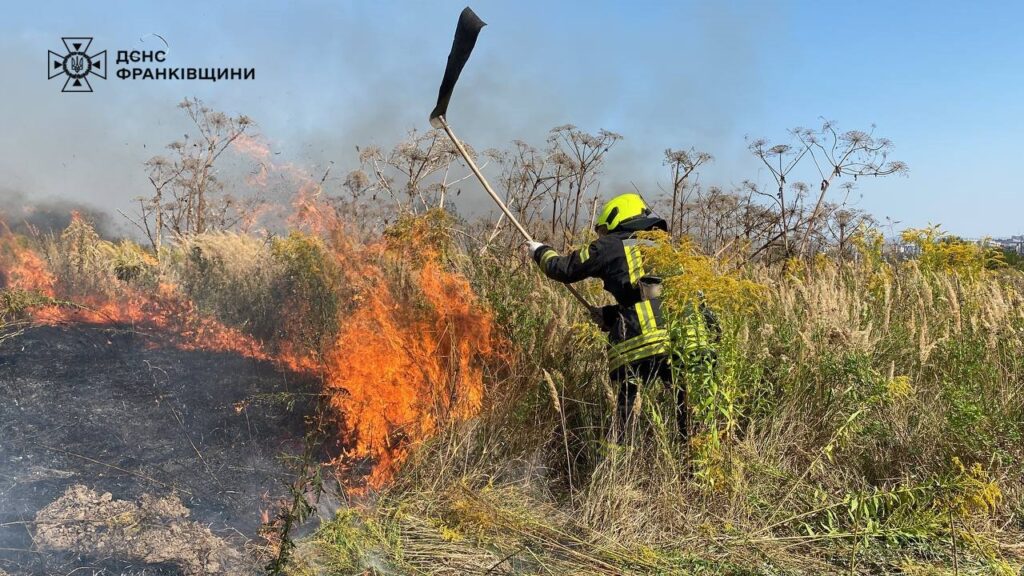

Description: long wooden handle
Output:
[436,116,595,311]
[437,116,532,240]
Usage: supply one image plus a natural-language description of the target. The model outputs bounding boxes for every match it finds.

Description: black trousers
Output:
[612,355,687,440]
[612,351,717,442]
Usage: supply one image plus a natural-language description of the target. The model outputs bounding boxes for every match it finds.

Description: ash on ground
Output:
[0,325,322,574]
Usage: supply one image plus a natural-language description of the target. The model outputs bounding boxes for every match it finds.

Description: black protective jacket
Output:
[534,217,672,376]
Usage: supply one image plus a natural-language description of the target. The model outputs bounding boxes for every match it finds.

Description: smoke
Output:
[0,34,179,235]
[0,188,118,239]
[289,1,776,218]
[0,1,778,232]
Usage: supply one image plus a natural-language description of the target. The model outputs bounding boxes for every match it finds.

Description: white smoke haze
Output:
[0,2,782,234]
[1,1,1018,237]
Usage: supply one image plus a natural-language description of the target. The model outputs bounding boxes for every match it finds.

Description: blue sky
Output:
[2,0,1022,237]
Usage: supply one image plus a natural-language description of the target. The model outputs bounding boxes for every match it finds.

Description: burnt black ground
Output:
[0,324,319,575]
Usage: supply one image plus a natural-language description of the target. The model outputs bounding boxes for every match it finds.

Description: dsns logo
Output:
[48,37,107,92]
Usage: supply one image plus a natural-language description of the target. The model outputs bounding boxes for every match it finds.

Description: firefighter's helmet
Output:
[595,193,650,232]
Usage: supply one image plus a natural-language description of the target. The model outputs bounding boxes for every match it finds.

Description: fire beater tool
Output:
[429,7,595,312]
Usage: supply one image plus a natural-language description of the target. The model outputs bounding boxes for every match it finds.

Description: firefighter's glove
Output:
[520,241,545,264]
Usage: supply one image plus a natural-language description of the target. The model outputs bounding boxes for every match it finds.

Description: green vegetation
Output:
[2,107,1022,573]
[6,200,1023,574]
[174,230,345,356]
[281,223,1024,575]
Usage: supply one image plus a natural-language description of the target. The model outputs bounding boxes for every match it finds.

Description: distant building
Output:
[989,235,1024,255]
[883,235,1024,261]
[886,240,921,259]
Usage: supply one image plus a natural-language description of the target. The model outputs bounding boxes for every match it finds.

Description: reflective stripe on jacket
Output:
[532,217,708,373]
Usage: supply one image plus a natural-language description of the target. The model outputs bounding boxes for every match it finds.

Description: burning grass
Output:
[0,208,510,492]
[324,250,507,488]
[1,215,275,360]
[289,226,1024,575]
[5,204,1024,574]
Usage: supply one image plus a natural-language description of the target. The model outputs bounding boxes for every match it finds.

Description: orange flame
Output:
[321,230,508,488]
[0,228,278,363]
[1,230,56,297]
[232,133,272,163]
[232,133,273,187]
[3,201,509,490]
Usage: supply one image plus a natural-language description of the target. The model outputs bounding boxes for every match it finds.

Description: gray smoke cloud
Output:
[0,2,781,237]
[0,188,118,238]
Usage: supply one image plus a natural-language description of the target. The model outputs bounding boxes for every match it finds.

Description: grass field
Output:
[3,206,1022,574]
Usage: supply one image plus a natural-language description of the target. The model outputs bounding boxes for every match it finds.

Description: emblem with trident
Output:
[48,37,107,93]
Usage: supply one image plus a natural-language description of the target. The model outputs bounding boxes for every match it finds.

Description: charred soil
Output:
[0,324,319,574]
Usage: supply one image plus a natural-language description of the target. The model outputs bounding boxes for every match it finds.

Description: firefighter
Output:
[524,193,715,441]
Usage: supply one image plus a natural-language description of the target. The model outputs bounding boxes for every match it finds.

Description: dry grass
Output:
[6,212,1023,574]
[294,226,1024,575]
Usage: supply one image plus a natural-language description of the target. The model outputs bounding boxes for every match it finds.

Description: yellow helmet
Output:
[595,193,649,232]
